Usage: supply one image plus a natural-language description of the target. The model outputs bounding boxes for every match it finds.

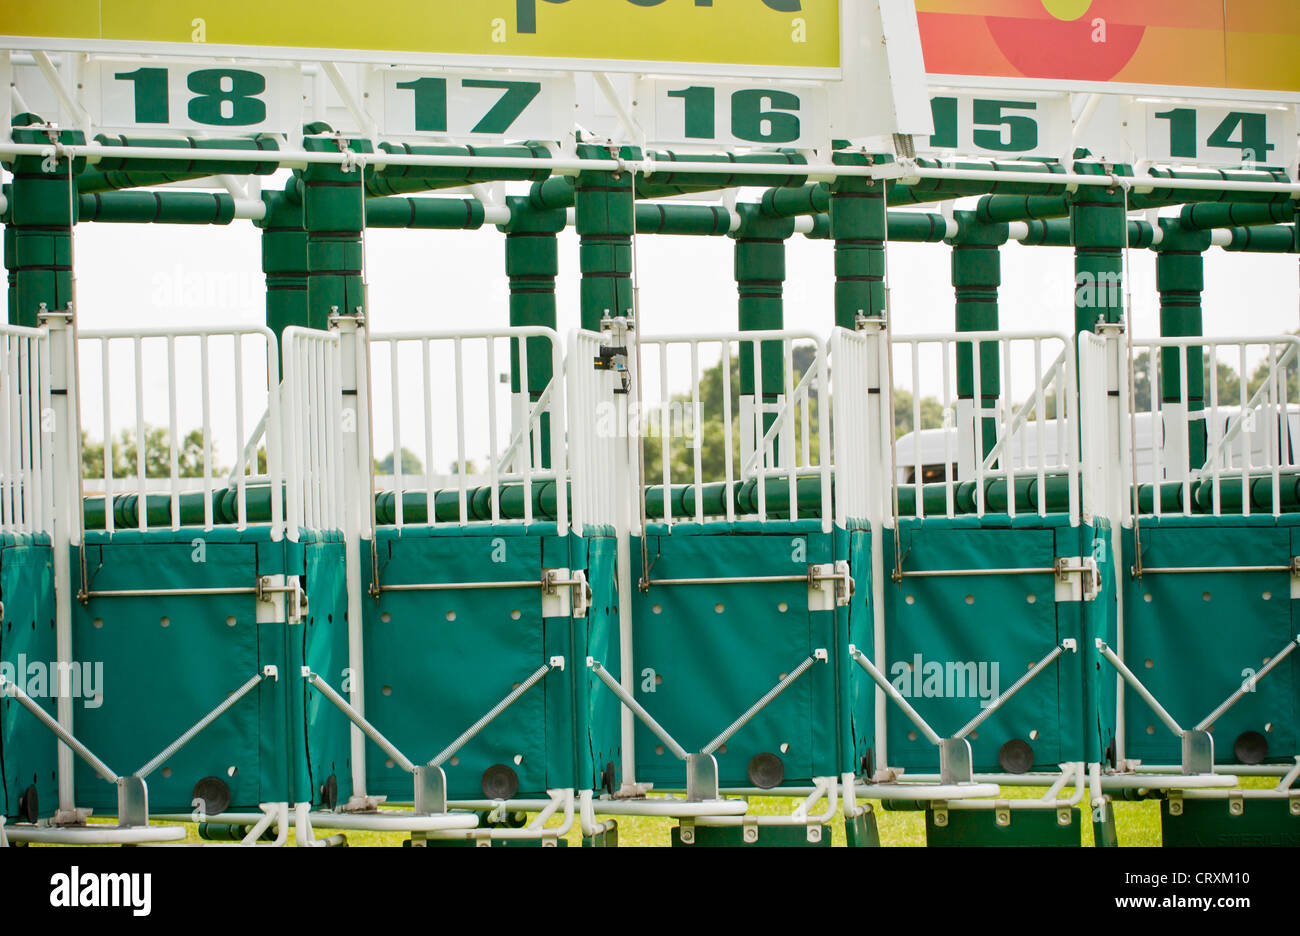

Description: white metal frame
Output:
[889,329,1079,523]
[76,325,284,539]
[366,326,567,533]
[0,323,53,536]
[1124,335,1300,522]
[633,328,832,532]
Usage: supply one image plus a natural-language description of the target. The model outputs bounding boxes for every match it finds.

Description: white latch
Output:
[256,575,307,624]
[1054,557,1100,602]
[808,561,854,612]
[542,568,590,618]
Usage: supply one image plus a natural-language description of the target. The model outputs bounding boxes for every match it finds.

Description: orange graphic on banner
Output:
[916,0,1300,93]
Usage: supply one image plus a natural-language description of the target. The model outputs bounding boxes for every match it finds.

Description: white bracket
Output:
[256,575,307,624]
[1054,557,1100,602]
[808,561,853,612]
[542,568,590,618]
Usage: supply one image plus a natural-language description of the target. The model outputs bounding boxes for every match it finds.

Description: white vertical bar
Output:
[939,339,954,518]
[1002,337,1015,519]
[99,338,114,533]
[422,338,435,527]
[660,344,672,526]
[722,340,735,523]
[265,330,284,542]
[283,333,301,535]
[17,335,32,532]
[549,332,568,535]
[167,335,180,531]
[817,338,830,534]
[784,339,797,521]
[390,341,403,529]
[910,342,922,517]
[1238,343,1249,517]
[691,341,703,524]
[454,337,468,525]
[1034,340,1046,516]
[487,338,500,522]
[1269,344,1281,514]
[132,337,146,531]
[518,334,532,525]
[1209,345,1221,517]
[234,335,248,530]
[201,336,213,531]
[1149,345,1162,518]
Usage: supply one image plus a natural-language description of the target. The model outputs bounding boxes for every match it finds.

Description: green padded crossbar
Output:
[896,474,1074,516]
[83,487,281,529]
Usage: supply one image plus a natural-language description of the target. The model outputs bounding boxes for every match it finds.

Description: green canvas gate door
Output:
[631,522,839,791]
[1122,519,1298,768]
[885,521,1070,774]
[361,527,576,803]
[71,530,304,814]
[0,536,58,821]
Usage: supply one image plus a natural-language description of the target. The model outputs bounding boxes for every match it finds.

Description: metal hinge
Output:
[1054,557,1100,602]
[256,575,308,624]
[542,568,591,618]
[808,561,854,612]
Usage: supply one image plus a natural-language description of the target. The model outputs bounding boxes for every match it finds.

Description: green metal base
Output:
[1161,797,1300,847]
[846,806,881,847]
[926,807,1082,846]
[583,822,619,847]
[670,823,832,847]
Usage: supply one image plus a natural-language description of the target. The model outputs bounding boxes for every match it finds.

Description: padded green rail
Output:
[896,471,1300,516]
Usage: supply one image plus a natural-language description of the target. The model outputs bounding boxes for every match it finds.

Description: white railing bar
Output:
[722,340,735,524]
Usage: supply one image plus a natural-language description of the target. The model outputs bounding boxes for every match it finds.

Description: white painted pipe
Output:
[587,797,749,818]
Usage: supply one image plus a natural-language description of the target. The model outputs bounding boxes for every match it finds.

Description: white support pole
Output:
[42,310,78,815]
[336,318,369,801]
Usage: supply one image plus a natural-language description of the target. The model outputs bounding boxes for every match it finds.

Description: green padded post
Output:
[574,143,638,331]
[1069,170,1129,336]
[952,213,1010,460]
[502,196,566,465]
[258,180,309,358]
[6,119,85,326]
[302,125,372,326]
[829,152,887,328]
[1155,220,1212,470]
[733,203,795,441]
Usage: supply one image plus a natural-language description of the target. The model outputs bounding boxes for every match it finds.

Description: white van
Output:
[893,406,1300,485]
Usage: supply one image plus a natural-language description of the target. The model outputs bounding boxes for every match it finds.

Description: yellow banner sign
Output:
[1,0,840,73]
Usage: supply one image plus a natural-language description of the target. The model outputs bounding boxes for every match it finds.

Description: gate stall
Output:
[0,322,57,834]
[1111,334,1300,845]
[880,328,1117,845]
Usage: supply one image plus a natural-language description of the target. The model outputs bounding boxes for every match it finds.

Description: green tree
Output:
[374,448,425,474]
[81,426,222,478]
[892,389,945,437]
